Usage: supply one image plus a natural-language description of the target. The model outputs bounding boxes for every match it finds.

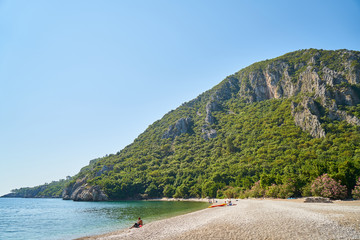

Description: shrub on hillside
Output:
[352,177,360,200]
[222,186,238,199]
[247,181,265,198]
[301,184,312,197]
[265,184,280,198]
[265,179,296,198]
[278,179,296,198]
[311,174,347,199]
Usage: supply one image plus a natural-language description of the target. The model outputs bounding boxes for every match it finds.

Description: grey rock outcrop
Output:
[96,165,113,177]
[291,97,325,138]
[62,177,108,201]
[201,101,221,140]
[328,105,360,126]
[205,101,220,125]
[162,117,194,139]
[201,128,217,140]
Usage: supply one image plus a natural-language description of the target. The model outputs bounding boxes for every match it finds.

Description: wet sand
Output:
[76,199,360,240]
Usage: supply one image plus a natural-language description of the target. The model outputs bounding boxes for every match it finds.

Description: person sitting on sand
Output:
[130,217,143,229]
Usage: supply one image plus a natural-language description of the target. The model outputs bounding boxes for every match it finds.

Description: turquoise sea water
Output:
[0,198,209,240]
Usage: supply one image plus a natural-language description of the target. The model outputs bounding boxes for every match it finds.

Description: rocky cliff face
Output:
[291,97,325,138]
[196,49,360,138]
[62,177,108,201]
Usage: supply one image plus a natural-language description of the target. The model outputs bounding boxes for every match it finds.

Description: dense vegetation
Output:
[79,97,360,200]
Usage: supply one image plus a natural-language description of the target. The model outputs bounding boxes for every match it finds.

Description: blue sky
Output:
[1,0,360,196]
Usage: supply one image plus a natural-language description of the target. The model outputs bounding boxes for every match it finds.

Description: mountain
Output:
[5,49,360,200]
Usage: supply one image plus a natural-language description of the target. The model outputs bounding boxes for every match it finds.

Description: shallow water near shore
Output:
[0,198,209,240]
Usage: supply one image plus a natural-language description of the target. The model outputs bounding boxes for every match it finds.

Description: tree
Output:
[225,136,236,153]
[145,182,159,198]
[173,184,189,198]
[202,181,217,198]
[163,185,175,198]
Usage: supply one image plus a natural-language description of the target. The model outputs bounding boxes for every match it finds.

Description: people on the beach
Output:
[130,217,143,229]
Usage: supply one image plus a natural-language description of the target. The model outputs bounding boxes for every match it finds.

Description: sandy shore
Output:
[77,199,360,240]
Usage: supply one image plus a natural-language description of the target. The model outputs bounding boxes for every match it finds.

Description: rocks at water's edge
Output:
[62,177,108,201]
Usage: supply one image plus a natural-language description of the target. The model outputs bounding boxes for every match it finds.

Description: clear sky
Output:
[1,0,360,196]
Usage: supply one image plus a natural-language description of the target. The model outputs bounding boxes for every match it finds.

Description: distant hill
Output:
[1,177,71,198]
[1,159,102,198]
[5,49,360,200]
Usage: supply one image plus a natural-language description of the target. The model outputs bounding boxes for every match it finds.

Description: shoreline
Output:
[144,197,223,203]
[74,197,214,240]
[76,198,360,240]
[75,198,223,240]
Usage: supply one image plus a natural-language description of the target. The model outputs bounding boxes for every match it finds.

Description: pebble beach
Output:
[77,199,360,240]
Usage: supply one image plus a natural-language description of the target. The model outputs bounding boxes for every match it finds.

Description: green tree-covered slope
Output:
[63,48,360,200]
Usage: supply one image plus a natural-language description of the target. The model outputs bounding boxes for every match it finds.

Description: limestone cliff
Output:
[291,97,325,138]
[62,177,108,201]
[199,49,360,138]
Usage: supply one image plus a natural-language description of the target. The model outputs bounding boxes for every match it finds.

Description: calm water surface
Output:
[0,198,209,240]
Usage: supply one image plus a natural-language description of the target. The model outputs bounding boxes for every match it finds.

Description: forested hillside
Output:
[2,178,71,198]
[5,49,360,200]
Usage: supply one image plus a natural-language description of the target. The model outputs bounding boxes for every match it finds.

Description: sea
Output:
[0,198,209,240]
